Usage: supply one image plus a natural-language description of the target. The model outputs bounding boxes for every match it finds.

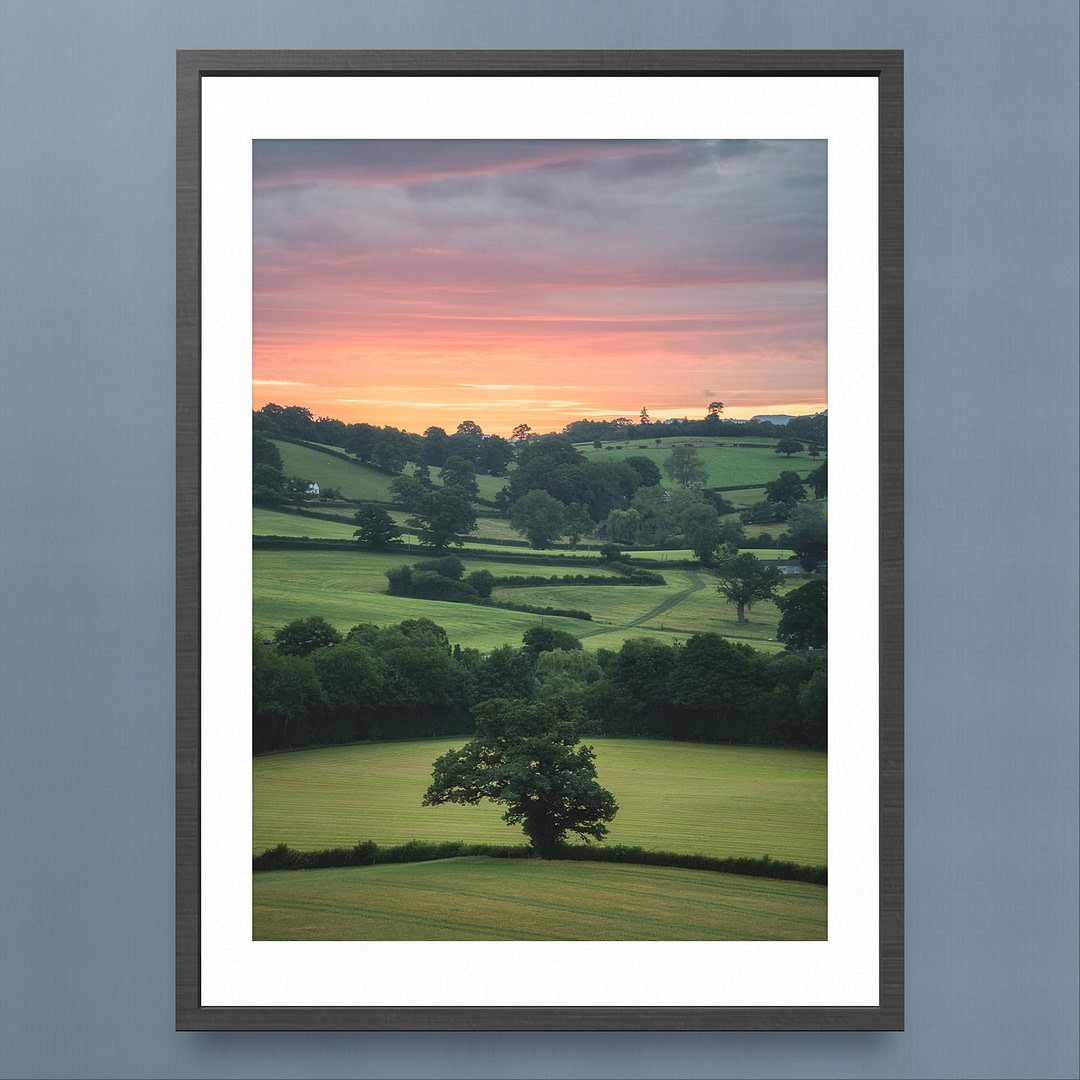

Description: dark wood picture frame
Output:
[177,49,903,1031]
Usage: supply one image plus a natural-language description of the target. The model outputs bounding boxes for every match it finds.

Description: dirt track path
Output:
[578,569,708,639]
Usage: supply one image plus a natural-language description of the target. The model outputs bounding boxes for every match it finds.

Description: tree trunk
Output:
[736,602,746,623]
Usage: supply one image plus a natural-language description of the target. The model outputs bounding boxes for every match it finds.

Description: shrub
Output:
[415,555,465,580]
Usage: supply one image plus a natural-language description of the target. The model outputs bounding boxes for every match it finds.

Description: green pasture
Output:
[724,487,767,510]
[253,737,827,865]
[253,549,795,652]
[577,442,823,488]
[253,507,544,547]
[270,441,404,502]
[255,548,621,595]
[495,567,794,648]
[253,550,611,648]
[492,583,676,626]
[253,858,826,940]
[253,508,357,539]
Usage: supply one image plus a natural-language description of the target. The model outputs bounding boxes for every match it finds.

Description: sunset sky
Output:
[253,139,827,437]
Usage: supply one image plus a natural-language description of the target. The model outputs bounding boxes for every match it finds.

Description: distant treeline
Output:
[253,401,827,458]
[254,613,826,754]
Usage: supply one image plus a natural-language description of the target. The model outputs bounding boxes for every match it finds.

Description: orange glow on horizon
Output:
[253,139,827,439]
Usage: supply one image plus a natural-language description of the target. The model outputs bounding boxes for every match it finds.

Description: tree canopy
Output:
[776,578,828,649]
[664,444,708,487]
[775,437,804,458]
[406,491,479,553]
[422,698,618,856]
[353,505,404,548]
[764,471,807,505]
[511,489,567,549]
[784,501,828,570]
[713,549,781,623]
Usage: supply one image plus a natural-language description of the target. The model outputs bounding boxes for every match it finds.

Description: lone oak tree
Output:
[713,549,781,623]
[422,698,618,857]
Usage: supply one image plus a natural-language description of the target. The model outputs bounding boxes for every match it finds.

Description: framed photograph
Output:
[177,50,903,1031]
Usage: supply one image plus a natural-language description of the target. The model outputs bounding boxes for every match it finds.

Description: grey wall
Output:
[0,3,1076,1078]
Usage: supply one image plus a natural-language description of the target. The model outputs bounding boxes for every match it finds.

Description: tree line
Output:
[253,598,826,755]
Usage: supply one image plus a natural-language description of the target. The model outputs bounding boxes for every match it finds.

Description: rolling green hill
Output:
[270,440,510,503]
[578,441,823,488]
[253,857,826,940]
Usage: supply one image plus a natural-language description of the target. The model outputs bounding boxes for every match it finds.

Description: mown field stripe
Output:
[252,857,827,941]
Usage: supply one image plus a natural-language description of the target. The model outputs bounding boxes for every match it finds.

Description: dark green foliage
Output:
[406,491,479,553]
[668,633,761,741]
[740,500,785,525]
[352,505,404,548]
[488,601,592,621]
[384,564,414,596]
[257,403,317,441]
[807,458,828,498]
[784,500,828,570]
[371,438,408,474]
[388,474,429,512]
[664,444,708,487]
[679,502,722,563]
[252,637,326,751]
[764,471,807,505]
[253,431,284,471]
[507,434,644,520]
[783,412,827,446]
[624,456,662,487]
[702,490,736,516]
[423,698,618,855]
[414,554,465,580]
[281,476,315,509]
[510,489,567,548]
[272,616,343,657]
[492,571,665,588]
[713,549,781,623]
[477,434,514,476]
[254,617,826,752]
[439,455,480,500]
[476,645,535,701]
[561,502,596,549]
[521,625,584,661]
[386,563,479,603]
[465,569,495,598]
[776,579,828,649]
[421,426,450,466]
[253,840,826,886]
[599,542,624,562]
[774,437,804,458]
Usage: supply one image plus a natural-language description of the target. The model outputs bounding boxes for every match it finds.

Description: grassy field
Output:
[270,441,404,502]
[577,442,823,488]
[271,439,511,503]
[253,549,616,647]
[253,857,827,940]
[254,507,529,545]
[253,508,358,539]
[254,548,797,651]
[253,737,827,865]
[253,548,800,651]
